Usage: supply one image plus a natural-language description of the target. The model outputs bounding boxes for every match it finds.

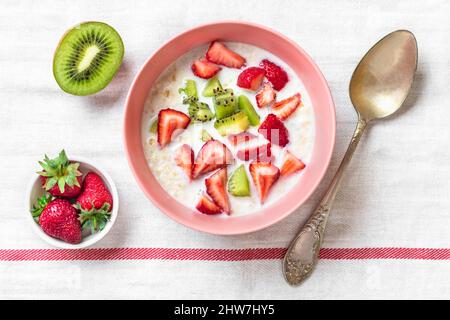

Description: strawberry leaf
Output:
[37,150,81,193]
[30,193,53,220]
[76,202,111,234]
[58,176,66,193]
[45,176,58,190]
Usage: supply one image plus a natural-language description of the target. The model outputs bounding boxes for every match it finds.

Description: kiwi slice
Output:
[214,111,250,136]
[214,88,233,96]
[149,117,158,133]
[213,89,237,119]
[179,79,198,103]
[53,22,124,96]
[214,88,234,100]
[188,102,214,122]
[214,103,236,120]
[201,129,213,142]
[228,165,250,197]
[215,96,235,106]
[238,95,260,126]
[202,77,222,97]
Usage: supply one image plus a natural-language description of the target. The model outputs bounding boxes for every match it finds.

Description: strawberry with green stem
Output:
[37,150,83,198]
[31,197,82,244]
[75,172,113,233]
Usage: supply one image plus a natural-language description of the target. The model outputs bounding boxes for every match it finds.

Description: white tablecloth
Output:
[1,0,449,299]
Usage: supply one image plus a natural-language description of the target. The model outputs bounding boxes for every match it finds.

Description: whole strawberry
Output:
[37,150,83,198]
[38,198,82,244]
[76,172,113,211]
[75,172,113,233]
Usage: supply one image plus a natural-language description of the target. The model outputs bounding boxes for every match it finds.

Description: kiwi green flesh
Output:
[213,92,237,119]
[214,103,236,120]
[201,129,213,142]
[214,111,250,136]
[202,77,222,97]
[179,80,198,100]
[215,92,235,102]
[195,108,214,122]
[149,117,158,133]
[238,95,260,126]
[53,22,124,96]
[188,102,214,122]
[215,98,235,108]
[228,165,250,197]
[214,88,233,96]
[188,102,209,114]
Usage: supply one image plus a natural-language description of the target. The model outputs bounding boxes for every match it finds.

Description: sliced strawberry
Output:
[281,150,306,176]
[249,161,280,204]
[191,58,221,79]
[205,168,230,214]
[256,82,276,108]
[259,59,289,91]
[258,114,289,147]
[272,93,302,120]
[157,109,191,148]
[227,132,257,146]
[174,144,194,179]
[236,143,272,162]
[192,140,233,179]
[237,67,265,91]
[196,193,222,215]
[206,41,246,69]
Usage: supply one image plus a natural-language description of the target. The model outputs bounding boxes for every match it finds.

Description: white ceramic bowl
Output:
[25,156,119,249]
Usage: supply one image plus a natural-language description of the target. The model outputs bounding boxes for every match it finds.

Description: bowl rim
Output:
[123,20,335,235]
[25,155,119,249]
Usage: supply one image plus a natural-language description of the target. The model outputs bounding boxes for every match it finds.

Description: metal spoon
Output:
[283,30,418,286]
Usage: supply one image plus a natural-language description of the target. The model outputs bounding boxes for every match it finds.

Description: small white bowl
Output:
[25,156,119,249]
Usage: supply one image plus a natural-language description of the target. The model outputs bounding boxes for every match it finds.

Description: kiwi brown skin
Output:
[53,21,124,96]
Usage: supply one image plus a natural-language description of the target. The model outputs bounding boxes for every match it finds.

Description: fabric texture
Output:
[0,0,449,299]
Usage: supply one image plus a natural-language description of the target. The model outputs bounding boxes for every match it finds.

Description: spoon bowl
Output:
[350,30,418,121]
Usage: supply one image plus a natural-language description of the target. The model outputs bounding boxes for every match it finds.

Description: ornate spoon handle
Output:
[283,118,368,286]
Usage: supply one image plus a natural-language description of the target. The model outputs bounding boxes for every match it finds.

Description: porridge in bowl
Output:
[141,41,315,216]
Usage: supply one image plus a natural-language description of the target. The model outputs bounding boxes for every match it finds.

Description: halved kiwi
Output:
[53,21,124,96]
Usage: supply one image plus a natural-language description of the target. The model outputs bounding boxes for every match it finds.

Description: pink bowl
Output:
[123,21,335,235]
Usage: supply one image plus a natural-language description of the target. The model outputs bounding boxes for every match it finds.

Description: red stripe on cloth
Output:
[0,247,450,262]
[319,248,450,260]
[0,248,286,262]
